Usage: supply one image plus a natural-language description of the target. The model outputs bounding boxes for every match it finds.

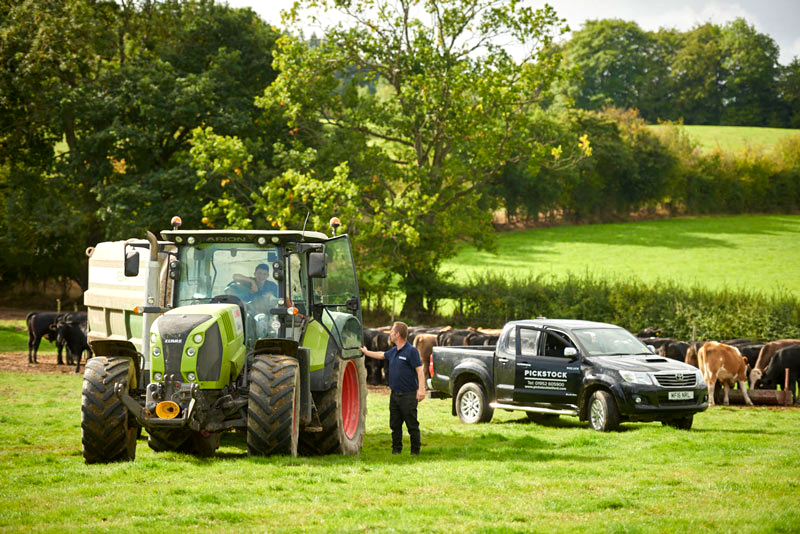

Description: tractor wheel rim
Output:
[341,360,360,439]
[460,390,480,421]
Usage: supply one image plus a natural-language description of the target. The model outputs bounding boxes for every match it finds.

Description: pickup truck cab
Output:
[428,319,708,431]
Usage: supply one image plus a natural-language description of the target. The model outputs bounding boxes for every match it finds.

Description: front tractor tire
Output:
[81,357,138,464]
[247,355,300,456]
[300,357,367,455]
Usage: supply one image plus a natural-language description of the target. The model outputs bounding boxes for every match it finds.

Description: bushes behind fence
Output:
[429,273,800,341]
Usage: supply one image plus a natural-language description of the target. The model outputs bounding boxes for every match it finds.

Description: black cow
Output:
[362,328,392,385]
[638,336,675,352]
[55,315,92,373]
[754,346,800,404]
[59,312,87,366]
[637,327,662,338]
[26,311,66,364]
[657,340,690,362]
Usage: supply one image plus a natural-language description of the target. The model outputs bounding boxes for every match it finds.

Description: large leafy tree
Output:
[718,18,781,126]
[562,19,652,115]
[194,0,578,317]
[669,23,726,125]
[0,0,280,289]
[778,58,800,128]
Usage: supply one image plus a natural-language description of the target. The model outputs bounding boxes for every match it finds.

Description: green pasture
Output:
[0,321,34,354]
[443,214,800,297]
[649,124,800,153]
[1,371,798,533]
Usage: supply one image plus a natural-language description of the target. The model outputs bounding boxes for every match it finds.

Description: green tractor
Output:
[81,217,367,463]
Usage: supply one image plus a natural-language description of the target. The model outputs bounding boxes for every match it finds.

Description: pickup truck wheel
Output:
[662,415,693,430]
[588,390,620,432]
[455,382,493,424]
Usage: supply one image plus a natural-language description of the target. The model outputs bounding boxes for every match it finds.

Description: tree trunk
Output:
[400,289,426,320]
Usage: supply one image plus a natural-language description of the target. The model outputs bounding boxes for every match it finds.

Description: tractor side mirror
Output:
[308,252,327,278]
[124,250,140,277]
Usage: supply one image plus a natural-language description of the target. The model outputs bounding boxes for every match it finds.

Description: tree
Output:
[562,19,652,114]
[778,58,800,128]
[719,18,781,126]
[0,0,280,289]
[194,0,582,317]
[669,23,726,125]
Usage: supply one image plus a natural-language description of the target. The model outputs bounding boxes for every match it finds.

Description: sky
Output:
[224,0,800,65]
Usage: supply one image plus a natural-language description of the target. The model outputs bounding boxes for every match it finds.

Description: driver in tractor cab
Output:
[232,263,278,301]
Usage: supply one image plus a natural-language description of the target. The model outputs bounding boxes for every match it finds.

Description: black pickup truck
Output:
[428,319,708,431]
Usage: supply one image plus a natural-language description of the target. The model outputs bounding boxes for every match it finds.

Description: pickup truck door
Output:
[494,326,540,403]
[513,329,582,405]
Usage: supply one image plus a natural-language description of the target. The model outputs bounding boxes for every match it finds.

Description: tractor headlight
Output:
[187,347,196,357]
[153,372,163,381]
[193,333,203,344]
[152,347,161,357]
[619,370,653,385]
[151,332,158,344]
[187,372,196,382]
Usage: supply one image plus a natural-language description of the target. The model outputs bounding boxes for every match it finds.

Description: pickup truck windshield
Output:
[572,327,652,356]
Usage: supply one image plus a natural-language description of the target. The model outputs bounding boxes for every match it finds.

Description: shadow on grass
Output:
[148,425,611,465]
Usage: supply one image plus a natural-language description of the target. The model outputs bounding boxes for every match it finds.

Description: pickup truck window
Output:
[542,331,575,358]
[507,327,540,355]
[572,327,650,356]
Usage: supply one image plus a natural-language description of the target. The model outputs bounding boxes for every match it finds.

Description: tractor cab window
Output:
[312,236,362,358]
[175,244,281,348]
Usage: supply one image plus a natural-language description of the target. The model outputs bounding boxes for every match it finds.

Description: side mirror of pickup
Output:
[564,347,579,359]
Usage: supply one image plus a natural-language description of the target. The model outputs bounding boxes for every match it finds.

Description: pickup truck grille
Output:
[654,373,697,388]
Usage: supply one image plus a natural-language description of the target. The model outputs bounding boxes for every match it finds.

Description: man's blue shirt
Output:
[385,342,422,393]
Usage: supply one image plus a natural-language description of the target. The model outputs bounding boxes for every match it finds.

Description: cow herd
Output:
[362,326,501,385]
[637,329,800,406]
[21,310,800,403]
[25,311,92,373]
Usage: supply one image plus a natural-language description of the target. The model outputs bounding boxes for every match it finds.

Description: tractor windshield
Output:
[175,244,284,347]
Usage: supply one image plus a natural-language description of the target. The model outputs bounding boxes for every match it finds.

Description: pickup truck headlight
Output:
[696,371,706,386]
[619,370,653,385]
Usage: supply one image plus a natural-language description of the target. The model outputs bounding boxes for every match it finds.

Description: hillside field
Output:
[1,370,798,534]
[443,214,800,297]
[648,124,800,153]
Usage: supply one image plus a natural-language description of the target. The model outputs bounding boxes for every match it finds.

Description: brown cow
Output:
[697,342,753,407]
[684,341,704,368]
[750,339,800,389]
[412,333,438,382]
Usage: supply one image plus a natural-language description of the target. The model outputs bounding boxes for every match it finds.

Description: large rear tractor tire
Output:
[299,357,367,455]
[81,357,138,464]
[247,355,300,456]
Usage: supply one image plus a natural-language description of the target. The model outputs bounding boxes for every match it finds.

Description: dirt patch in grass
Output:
[0,352,82,374]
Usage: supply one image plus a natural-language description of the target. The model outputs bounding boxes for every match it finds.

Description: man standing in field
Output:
[361,321,426,455]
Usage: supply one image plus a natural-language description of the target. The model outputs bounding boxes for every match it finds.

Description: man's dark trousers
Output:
[389,390,420,454]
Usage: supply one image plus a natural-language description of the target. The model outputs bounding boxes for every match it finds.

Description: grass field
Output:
[0,371,798,533]
[648,124,800,153]
[443,214,800,297]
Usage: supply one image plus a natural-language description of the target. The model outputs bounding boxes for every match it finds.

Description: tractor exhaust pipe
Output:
[141,230,161,371]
